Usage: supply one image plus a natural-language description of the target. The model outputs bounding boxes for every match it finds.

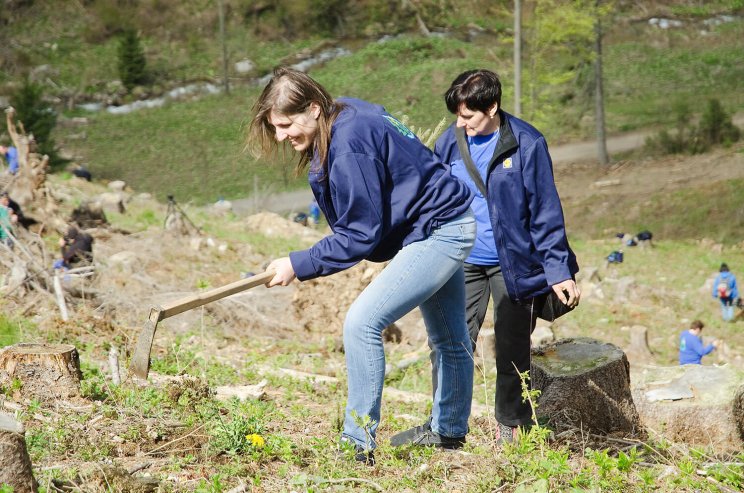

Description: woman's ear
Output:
[309,102,321,119]
[489,104,499,118]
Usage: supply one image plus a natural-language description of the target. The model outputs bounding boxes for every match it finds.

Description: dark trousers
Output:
[431,263,537,427]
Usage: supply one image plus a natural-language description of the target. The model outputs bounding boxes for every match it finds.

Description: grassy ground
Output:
[2,176,744,491]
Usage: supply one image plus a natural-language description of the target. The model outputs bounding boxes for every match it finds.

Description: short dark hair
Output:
[690,320,704,330]
[444,69,502,114]
[720,263,729,272]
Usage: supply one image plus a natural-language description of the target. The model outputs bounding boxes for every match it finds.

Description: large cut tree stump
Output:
[0,343,83,400]
[0,413,38,493]
[632,365,744,452]
[531,337,644,437]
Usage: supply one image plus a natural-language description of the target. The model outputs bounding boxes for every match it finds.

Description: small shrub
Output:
[10,79,66,167]
[118,28,148,92]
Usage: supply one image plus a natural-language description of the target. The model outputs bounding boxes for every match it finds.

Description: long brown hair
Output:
[247,67,342,175]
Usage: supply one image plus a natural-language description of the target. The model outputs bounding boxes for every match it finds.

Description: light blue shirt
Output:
[449,130,500,265]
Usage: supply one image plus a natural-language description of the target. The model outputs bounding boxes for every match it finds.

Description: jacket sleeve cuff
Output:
[289,250,318,281]
[544,262,574,287]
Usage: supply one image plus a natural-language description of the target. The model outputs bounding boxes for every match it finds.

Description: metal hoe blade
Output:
[130,308,163,379]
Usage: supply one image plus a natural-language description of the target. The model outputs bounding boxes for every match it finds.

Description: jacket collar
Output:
[488,109,519,172]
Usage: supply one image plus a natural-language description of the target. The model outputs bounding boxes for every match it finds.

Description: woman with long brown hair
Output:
[248,67,476,464]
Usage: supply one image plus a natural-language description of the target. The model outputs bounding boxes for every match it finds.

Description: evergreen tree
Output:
[10,79,65,167]
[118,28,147,92]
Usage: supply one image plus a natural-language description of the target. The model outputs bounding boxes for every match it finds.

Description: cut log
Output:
[632,365,744,452]
[0,343,83,399]
[0,413,38,493]
[531,337,644,437]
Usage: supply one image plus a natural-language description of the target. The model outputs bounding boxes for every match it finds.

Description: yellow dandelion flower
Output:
[246,433,265,448]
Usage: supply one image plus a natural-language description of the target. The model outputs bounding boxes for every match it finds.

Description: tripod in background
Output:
[164,195,200,235]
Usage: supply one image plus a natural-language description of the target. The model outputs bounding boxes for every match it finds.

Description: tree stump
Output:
[0,413,38,493]
[632,365,744,452]
[531,337,644,437]
[735,384,744,442]
[624,325,654,366]
[0,343,83,400]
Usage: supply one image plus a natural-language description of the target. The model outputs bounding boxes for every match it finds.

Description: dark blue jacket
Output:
[290,98,473,281]
[435,110,578,300]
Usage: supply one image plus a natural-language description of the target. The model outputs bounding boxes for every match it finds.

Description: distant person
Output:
[0,194,15,247]
[0,191,29,229]
[679,320,718,365]
[0,145,19,174]
[249,67,475,464]
[395,68,579,449]
[53,226,94,271]
[712,263,738,322]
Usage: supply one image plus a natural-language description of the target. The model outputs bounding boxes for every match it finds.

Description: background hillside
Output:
[2,2,744,490]
[1,0,743,213]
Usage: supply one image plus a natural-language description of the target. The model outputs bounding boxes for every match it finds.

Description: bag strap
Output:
[455,127,487,197]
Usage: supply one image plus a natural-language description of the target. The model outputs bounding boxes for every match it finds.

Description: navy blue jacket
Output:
[290,98,474,281]
[435,110,578,300]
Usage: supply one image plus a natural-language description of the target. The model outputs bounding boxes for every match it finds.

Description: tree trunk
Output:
[513,0,522,117]
[531,337,644,437]
[0,343,83,400]
[0,413,38,493]
[594,1,610,165]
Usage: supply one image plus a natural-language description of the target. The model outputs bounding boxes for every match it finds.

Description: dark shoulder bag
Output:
[455,127,575,322]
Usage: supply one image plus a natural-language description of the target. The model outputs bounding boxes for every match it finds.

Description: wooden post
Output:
[0,343,83,400]
[0,413,38,493]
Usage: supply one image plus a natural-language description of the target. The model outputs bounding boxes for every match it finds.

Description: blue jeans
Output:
[720,299,734,322]
[341,211,476,450]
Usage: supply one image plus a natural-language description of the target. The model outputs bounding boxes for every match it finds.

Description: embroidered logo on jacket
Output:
[503,158,513,169]
[382,115,415,139]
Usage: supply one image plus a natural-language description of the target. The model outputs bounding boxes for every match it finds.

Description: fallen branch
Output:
[319,477,384,491]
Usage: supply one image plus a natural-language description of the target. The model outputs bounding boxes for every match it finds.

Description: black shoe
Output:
[338,437,375,465]
[390,423,465,449]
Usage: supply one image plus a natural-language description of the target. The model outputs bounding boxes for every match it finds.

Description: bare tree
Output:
[218,0,230,95]
[514,0,522,117]
[594,0,609,165]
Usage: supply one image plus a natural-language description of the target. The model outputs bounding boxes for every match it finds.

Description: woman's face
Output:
[268,103,320,152]
[456,103,499,136]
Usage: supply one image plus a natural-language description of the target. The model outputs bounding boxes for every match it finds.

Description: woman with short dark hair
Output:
[401,69,580,447]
